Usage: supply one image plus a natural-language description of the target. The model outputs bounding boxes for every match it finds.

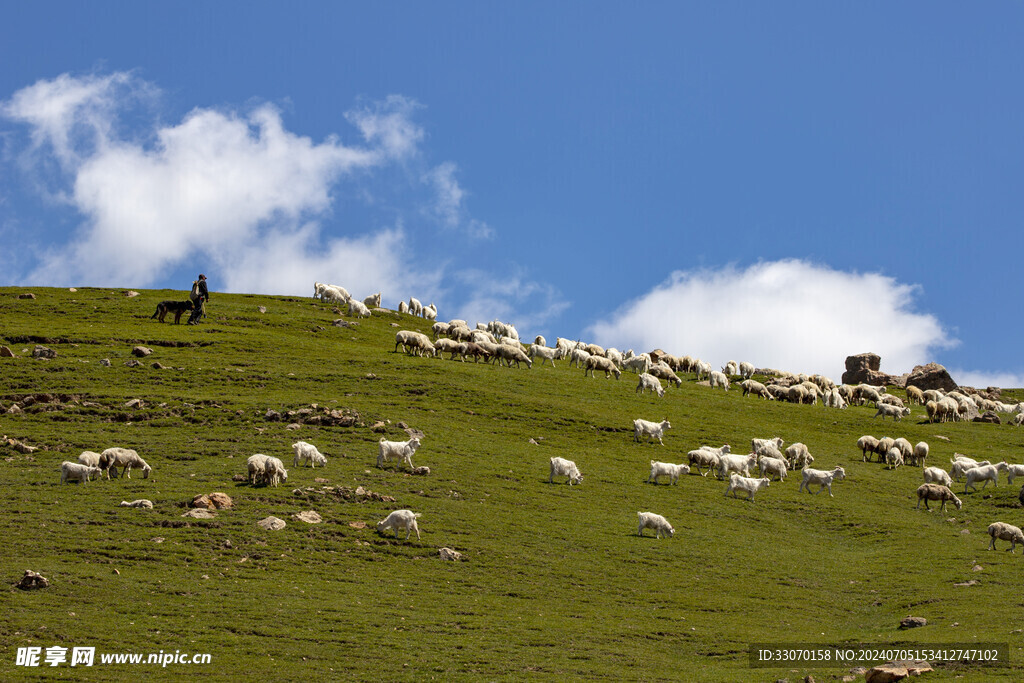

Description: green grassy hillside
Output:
[1,287,1022,681]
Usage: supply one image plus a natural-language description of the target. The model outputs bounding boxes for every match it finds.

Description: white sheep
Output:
[119,499,154,508]
[408,297,423,316]
[988,522,1024,553]
[724,473,771,500]
[916,469,951,492]
[528,344,564,368]
[584,355,621,379]
[637,511,674,538]
[247,454,270,485]
[784,443,814,470]
[348,299,371,318]
[362,292,382,308]
[319,283,351,304]
[752,437,785,457]
[964,462,1009,493]
[885,447,904,470]
[398,300,409,314]
[494,344,533,369]
[636,373,665,397]
[857,435,880,461]
[758,455,788,482]
[569,348,592,369]
[718,453,758,479]
[912,441,929,468]
[549,457,584,485]
[377,436,422,470]
[916,483,962,511]
[100,447,151,479]
[740,379,773,400]
[949,459,989,482]
[687,445,730,476]
[721,361,739,376]
[874,403,911,421]
[622,354,652,374]
[738,361,755,379]
[292,441,327,468]
[77,450,102,468]
[60,461,103,484]
[709,370,730,391]
[798,466,846,496]
[263,456,288,487]
[1006,463,1024,485]
[647,461,690,485]
[377,509,421,541]
[423,303,437,321]
[633,418,671,445]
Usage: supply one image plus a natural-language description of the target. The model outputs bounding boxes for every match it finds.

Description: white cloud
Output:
[947,369,1024,390]
[423,162,493,238]
[586,259,956,380]
[2,72,427,289]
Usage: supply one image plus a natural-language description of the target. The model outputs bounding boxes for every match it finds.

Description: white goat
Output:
[709,370,730,391]
[724,473,771,500]
[264,456,288,487]
[964,462,1009,493]
[923,466,952,488]
[60,461,102,484]
[798,466,846,496]
[758,455,788,482]
[633,418,671,445]
[77,450,102,468]
[718,453,758,479]
[292,441,327,468]
[377,509,421,540]
[647,461,690,485]
[637,511,674,538]
[348,299,371,318]
[636,373,665,397]
[377,436,422,470]
[549,457,584,485]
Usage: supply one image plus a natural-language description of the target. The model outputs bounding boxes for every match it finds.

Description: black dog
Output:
[151,300,194,324]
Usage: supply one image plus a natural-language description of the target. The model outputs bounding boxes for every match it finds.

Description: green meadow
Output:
[1,286,1022,681]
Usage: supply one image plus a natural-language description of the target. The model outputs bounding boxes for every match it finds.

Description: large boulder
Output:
[841,353,900,386]
[905,363,958,392]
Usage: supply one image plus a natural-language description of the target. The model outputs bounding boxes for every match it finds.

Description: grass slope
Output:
[1,287,1022,681]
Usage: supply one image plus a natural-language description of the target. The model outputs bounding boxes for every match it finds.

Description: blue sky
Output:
[2,2,1022,386]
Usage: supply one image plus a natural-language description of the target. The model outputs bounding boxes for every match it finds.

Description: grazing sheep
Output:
[923,466,952,488]
[247,454,270,485]
[752,437,785,458]
[916,483,962,511]
[584,355,621,379]
[633,418,671,445]
[799,466,846,496]
[874,403,911,421]
[874,437,896,462]
[494,343,533,369]
[636,373,665,397]
[637,511,674,538]
[647,461,690,485]
[740,379,774,400]
[964,462,1009,493]
[912,441,929,468]
[1012,413,1024,427]
[893,437,914,463]
[709,370,730,391]
[622,354,652,374]
[687,445,730,476]
[377,436,423,470]
[724,473,771,500]
[348,299,371,318]
[292,441,327,468]
[758,455,788,482]
[569,348,592,369]
[77,450,102,468]
[377,509,421,540]
[60,461,103,484]
[549,457,584,485]
[857,436,880,462]
[988,522,1024,553]
[648,363,682,387]
[100,447,151,480]
[784,443,814,470]
[395,330,436,357]
[263,457,288,487]
[906,385,924,405]
[434,338,465,360]
[824,388,847,409]
[718,453,758,479]
[885,447,904,470]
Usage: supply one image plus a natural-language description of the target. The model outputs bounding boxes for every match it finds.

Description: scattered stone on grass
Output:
[286,423,302,430]
[16,570,49,590]
[257,516,286,531]
[258,306,267,313]
[953,579,979,587]
[182,508,217,519]
[370,420,387,432]
[151,362,167,370]
[294,511,322,524]
[132,346,152,357]
[865,660,932,683]
[4,437,38,453]
[123,398,145,409]
[125,290,139,297]
[411,466,430,476]
[192,493,233,510]
[32,345,56,359]
[231,474,247,482]
[100,358,111,366]
[898,616,927,629]
[348,521,366,529]
[125,359,142,368]
[439,547,464,561]
[119,500,153,509]
[0,346,14,357]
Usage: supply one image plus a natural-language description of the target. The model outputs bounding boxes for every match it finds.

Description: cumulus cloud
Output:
[586,259,956,380]
[2,72,430,289]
